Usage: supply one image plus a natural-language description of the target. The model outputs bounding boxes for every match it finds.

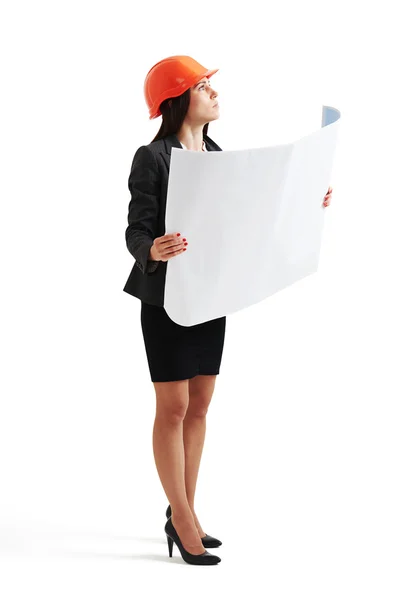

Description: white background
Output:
[1,0,399,597]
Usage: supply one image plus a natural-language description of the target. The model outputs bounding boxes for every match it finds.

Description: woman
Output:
[123,55,333,566]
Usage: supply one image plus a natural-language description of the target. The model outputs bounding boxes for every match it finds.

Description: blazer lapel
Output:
[159,134,182,171]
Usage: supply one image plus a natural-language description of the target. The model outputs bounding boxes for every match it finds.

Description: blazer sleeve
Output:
[125,145,161,274]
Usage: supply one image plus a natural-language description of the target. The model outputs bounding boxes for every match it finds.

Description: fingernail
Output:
[177,233,180,236]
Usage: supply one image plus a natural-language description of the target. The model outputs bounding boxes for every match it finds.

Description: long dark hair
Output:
[151,87,209,143]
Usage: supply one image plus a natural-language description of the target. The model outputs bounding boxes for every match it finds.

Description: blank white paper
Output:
[164,105,341,326]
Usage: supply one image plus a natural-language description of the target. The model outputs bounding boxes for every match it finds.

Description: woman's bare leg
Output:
[152,379,205,554]
[183,375,217,537]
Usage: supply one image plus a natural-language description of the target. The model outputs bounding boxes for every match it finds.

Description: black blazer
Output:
[123,132,223,306]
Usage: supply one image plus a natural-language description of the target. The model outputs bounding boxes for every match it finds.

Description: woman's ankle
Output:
[171,508,196,524]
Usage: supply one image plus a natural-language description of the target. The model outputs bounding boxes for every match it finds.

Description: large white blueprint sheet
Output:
[164,105,341,326]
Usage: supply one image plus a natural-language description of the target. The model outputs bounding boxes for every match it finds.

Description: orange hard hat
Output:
[144,55,219,120]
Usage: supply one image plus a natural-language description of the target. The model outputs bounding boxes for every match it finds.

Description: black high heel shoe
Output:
[165,517,221,565]
[166,504,222,548]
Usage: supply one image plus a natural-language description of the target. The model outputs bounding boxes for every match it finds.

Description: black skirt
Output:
[140,301,226,382]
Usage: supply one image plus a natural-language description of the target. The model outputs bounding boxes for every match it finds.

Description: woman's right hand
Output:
[149,233,188,262]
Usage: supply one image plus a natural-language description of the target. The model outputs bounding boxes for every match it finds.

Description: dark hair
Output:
[151,87,209,143]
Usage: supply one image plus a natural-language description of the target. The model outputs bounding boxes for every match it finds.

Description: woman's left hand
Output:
[323,186,333,208]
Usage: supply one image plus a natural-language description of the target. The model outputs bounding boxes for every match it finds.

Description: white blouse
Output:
[180,139,208,152]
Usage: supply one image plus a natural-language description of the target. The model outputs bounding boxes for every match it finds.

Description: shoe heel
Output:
[167,534,174,557]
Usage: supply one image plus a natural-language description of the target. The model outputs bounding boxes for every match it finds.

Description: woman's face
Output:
[187,77,219,124]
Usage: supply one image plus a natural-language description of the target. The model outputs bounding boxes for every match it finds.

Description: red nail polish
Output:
[177,233,180,236]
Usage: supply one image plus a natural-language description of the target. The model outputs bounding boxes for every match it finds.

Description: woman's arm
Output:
[125,145,160,274]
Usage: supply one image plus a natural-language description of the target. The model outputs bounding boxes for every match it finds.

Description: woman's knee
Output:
[154,379,190,423]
